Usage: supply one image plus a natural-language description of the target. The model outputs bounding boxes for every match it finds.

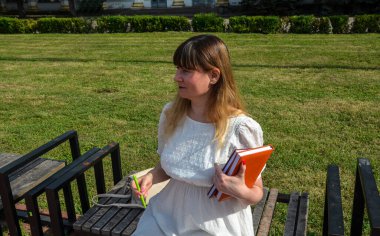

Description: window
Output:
[193,0,215,6]
[39,0,60,2]
[151,0,167,8]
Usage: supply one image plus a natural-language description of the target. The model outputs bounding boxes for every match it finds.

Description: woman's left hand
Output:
[213,162,248,199]
[213,162,264,205]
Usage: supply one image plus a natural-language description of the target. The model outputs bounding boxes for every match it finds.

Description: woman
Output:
[132,34,264,235]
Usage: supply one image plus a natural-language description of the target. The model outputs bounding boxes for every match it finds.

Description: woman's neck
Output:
[188,100,210,123]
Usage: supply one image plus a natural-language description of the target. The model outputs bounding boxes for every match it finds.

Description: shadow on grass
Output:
[1,56,379,71]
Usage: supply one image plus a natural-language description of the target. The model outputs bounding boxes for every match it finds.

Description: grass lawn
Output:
[0,32,379,235]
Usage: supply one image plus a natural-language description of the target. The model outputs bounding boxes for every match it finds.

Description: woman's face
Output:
[173,67,213,102]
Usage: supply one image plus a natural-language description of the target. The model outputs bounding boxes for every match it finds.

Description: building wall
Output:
[0,0,240,12]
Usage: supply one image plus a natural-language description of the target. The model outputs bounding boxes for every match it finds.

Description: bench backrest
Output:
[323,158,380,236]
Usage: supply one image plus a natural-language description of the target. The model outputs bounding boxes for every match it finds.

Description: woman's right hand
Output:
[131,172,153,199]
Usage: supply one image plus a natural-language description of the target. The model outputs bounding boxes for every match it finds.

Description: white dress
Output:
[133,104,264,236]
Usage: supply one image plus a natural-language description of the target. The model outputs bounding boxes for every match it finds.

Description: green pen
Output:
[133,175,147,208]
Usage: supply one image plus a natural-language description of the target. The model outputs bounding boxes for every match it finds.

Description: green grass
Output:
[0,33,379,235]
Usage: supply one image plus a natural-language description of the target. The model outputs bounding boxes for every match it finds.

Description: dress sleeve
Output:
[236,117,264,149]
[236,117,265,179]
[157,103,171,156]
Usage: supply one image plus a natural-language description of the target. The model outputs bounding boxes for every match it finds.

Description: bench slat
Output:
[252,187,269,235]
[91,190,131,234]
[295,193,308,236]
[357,158,380,234]
[324,165,344,236]
[284,192,300,236]
[101,207,135,235]
[9,158,45,182]
[0,153,22,168]
[73,185,119,231]
[111,209,142,236]
[0,157,65,210]
[121,210,144,236]
[257,188,278,236]
[9,158,65,200]
[81,188,125,232]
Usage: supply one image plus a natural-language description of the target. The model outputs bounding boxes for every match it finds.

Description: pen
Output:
[133,175,147,208]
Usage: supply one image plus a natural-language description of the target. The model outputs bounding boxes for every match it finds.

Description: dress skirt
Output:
[132,178,254,236]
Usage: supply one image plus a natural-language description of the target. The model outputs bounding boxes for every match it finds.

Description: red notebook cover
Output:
[208,145,274,201]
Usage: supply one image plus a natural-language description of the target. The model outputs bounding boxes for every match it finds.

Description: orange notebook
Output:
[207,144,274,201]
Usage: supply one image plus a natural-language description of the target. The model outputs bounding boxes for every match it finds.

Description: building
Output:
[0,0,237,14]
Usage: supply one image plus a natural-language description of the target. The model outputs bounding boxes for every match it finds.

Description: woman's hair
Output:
[164,34,245,146]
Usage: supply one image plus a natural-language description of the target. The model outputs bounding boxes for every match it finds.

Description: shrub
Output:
[229,16,250,33]
[352,14,380,33]
[312,17,332,34]
[0,17,25,33]
[249,16,281,34]
[130,15,163,32]
[159,16,191,31]
[96,16,131,33]
[36,18,90,33]
[21,19,37,33]
[329,15,349,34]
[288,15,316,33]
[192,13,224,32]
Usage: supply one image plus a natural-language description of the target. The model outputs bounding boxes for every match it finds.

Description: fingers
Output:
[213,163,222,183]
[237,160,246,178]
[132,174,153,199]
[214,163,223,177]
[131,177,144,198]
[139,179,149,198]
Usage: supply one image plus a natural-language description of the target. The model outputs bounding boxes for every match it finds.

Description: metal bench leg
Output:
[0,174,22,236]
[25,195,43,236]
[46,189,65,236]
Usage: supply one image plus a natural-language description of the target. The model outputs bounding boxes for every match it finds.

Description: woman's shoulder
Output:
[230,114,261,131]
[229,114,264,147]
[162,102,173,111]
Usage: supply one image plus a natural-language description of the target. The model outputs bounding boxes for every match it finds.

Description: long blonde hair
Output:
[165,34,245,146]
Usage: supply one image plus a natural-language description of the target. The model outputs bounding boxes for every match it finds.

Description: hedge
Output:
[288,15,316,33]
[0,17,30,33]
[192,13,224,32]
[229,16,281,33]
[36,17,91,33]
[352,14,380,33]
[96,16,131,33]
[329,15,349,34]
[0,15,379,34]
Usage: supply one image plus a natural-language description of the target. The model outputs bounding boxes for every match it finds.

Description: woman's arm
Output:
[131,162,170,198]
[213,162,264,205]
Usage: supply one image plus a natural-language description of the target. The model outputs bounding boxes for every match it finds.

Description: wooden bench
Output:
[1,130,308,235]
[0,130,92,236]
[323,158,380,236]
[73,178,309,236]
[42,142,123,236]
[0,155,65,236]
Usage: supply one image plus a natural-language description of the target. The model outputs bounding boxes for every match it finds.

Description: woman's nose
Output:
[174,72,182,82]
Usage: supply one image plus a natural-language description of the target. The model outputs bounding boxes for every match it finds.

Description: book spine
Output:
[208,150,238,199]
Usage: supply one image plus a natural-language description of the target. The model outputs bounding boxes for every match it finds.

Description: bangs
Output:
[173,41,202,70]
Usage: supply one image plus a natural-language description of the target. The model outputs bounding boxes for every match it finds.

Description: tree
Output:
[17,0,25,18]
[69,0,76,16]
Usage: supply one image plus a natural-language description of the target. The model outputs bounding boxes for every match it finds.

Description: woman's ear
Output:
[209,68,221,85]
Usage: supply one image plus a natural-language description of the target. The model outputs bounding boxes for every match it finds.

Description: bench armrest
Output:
[0,130,80,175]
